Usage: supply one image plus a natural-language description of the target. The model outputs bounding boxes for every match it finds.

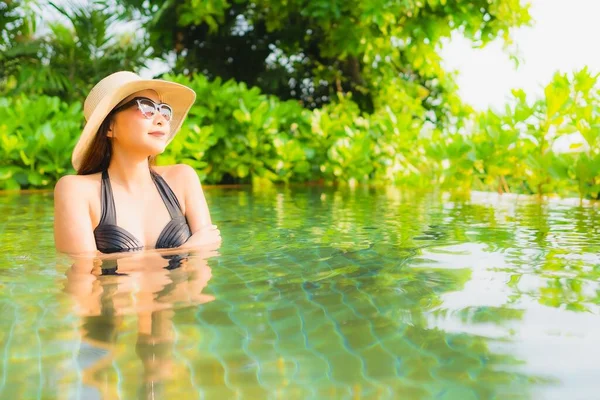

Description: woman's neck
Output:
[107,152,154,193]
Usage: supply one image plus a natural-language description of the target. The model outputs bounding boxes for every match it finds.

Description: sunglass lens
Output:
[159,105,173,121]
[138,100,156,118]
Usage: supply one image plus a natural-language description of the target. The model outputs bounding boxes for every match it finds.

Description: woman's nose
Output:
[154,111,169,126]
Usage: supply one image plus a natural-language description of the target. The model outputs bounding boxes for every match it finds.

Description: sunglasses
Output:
[112,97,173,122]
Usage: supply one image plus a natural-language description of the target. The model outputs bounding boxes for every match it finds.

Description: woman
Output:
[54,71,221,256]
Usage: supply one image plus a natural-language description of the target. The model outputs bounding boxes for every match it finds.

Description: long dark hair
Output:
[77,113,157,176]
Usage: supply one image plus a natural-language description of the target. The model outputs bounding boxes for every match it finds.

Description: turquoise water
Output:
[1,187,600,399]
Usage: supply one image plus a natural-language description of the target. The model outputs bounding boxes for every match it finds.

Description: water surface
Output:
[1,187,599,399]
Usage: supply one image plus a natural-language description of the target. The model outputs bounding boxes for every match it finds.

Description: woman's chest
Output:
[91,188,175,248]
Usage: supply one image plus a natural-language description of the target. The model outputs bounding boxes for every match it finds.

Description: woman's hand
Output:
[180,224,222,249]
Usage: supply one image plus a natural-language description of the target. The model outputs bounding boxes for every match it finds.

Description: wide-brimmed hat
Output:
[71,71,196,171]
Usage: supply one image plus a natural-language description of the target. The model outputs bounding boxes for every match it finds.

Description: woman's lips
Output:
[149,131,166,138]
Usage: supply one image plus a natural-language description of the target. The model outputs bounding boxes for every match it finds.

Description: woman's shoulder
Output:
[54,173,101,197]
[153,164,199,184]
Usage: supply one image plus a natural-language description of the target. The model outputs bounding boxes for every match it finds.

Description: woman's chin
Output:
[149,148,166,157]
[144,141,168,156]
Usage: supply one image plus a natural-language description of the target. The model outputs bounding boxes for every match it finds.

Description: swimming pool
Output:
[1,186,599,399]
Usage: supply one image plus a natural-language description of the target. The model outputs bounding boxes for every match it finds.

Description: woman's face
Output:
[109,89,172,157]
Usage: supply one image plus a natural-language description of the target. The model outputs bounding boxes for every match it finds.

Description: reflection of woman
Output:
[53,71,220,256]
[64,250,215,398]
[136,310,175,399]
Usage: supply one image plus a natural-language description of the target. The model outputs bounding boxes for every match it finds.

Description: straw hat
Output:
[71,71,196,171]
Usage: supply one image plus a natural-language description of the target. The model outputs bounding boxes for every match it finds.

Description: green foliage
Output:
[158,74,315,184]
[465,67,600,199]
[0,0,41,90]
[118,0,531,121]
[0,0,148,102]
[2,68,600,202]
[0,95,81,190]
[159,74,427,185]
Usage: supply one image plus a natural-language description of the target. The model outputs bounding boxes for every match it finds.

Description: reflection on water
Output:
[0,188,600,398]
[58,249,212,399]
[63,249,215,399]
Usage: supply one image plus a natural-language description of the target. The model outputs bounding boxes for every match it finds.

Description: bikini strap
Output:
[150,170,185,219]
[99,170,117,225]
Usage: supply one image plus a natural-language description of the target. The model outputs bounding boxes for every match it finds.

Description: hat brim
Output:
[71,79,196,171]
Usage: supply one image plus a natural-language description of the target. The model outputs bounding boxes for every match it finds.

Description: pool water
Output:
[1,186,599,399]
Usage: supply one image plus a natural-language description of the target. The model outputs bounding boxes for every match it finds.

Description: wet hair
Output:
[77,117,113,175]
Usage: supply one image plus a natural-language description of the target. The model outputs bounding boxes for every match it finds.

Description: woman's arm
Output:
[54,175,99,255]
[181,225,221,248]
[174,164,222,248]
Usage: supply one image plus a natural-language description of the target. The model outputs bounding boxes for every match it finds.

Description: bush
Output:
[2,68,600,201]
[0,96,81,190]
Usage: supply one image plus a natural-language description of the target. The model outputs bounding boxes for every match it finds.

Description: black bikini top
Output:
[93,169,192,254]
